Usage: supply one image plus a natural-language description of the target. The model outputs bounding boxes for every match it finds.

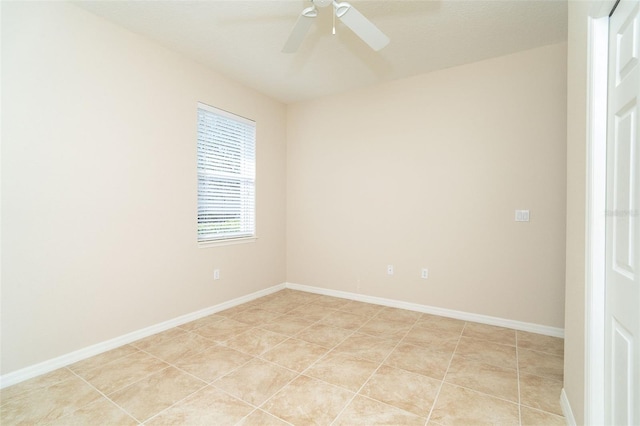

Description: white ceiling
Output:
[74,0,568,104]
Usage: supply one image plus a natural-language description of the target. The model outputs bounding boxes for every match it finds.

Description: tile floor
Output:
[0,289,565,425]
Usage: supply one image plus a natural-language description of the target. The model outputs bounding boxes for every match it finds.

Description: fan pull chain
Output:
[332,3,336,34]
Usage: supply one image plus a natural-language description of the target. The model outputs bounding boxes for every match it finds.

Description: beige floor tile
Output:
[517,331,564,356]
[360,365,440,417]
[177,314,225,331]
[224,328,288,356]
[253,298,300,314]
[375,307,422,324]
[337,300,385,317]
[445,355,518,402]
[429,383,519,425]
[192,318,252,343]
[244,297,275,310]
[173,345,253,383]
[142,332,215,363]
[305,352,379,392]
[295,323,353,348]
[146,385,253,425]
[416,314,466,334]
[334,395,426,426]
[318,310,370,330]
[261,338,328,372]
[519,373,563,415]
[290,291,321,304]
[237,409,292,425]
[80,351,169,395]
[132,328,187,351]
[462,323,516,346]
[255,291,313,312]
[520,406,565,425]
[384,343,452,380]
[68,345,139,377]
[277,289,319,304]
[231,307,282,326]
[217,304,252,318]
[333,333,398,363]
[45,397,137,426]
[234,297,267,310]
[454,336,517,369]
[287,304,335,321]
[262,375,354,425]
[214,358,297,406]
[358,317,413,341]
[109,366,205,422]
[1,292,565,426]
[312,295,351,309]
[0,368,76,403]
[402,326,460,353]
[518,348,564,381]
[0,375,102,425]
[260,314,315,336]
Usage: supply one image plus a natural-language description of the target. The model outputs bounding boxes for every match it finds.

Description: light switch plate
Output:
[515,210,530,222]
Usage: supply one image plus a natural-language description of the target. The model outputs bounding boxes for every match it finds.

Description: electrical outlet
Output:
[213,269,220,280]
[387,265,394,275]
[421,268,429,279]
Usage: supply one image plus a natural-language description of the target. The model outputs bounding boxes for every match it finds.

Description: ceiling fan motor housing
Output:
[312,0,333,8]
[284,0,389,53]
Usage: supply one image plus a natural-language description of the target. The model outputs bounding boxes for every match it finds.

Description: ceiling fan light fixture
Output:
[302,6,318,18]
[333,1,351,18]
[282,0,389,53]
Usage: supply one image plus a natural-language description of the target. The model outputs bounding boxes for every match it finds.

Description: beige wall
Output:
[1,2,287,374]
[287,43,568,328]
[1,1,571,381]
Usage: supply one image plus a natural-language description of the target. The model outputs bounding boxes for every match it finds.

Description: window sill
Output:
[198,236,257,248]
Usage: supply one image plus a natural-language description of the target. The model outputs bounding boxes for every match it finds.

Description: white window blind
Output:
[197,103,255,243]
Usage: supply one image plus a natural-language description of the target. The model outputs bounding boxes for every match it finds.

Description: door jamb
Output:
[585,1,616,424]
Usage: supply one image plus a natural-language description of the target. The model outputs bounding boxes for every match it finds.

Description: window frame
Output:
[196,102,256,247]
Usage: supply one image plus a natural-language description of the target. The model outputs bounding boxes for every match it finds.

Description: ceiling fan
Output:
[282,0,390,53]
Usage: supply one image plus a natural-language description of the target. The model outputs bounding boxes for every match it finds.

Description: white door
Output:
[605,1,640,424]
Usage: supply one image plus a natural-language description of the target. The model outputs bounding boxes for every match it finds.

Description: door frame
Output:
[585,1,618,424]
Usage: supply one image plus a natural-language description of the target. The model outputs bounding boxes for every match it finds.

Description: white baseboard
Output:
[0,283,285,389]
[1,281,565,389]
[285,282,565,338]
[560,388,577,426]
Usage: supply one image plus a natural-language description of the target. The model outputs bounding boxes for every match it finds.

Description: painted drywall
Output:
[287,43,567,328]
[1,2,287,374]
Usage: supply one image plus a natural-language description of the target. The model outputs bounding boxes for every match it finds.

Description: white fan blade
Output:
[335,1,389,51]
[282,6,317,53]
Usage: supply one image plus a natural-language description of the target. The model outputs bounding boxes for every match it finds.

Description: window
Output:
[197,103,255,244]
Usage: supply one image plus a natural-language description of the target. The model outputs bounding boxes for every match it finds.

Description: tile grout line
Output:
[56,343,195,425]
[329,311,425,426]
[0,366,81,409]
[207,297,359,424]
[252,304,381,424]
[172,299,558,423]
[105,341,228,425]
[66,367,142,425]
[4,291,565,425]
[424,320,466,426]
[143,295,321,426]
[257,305,379,424]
